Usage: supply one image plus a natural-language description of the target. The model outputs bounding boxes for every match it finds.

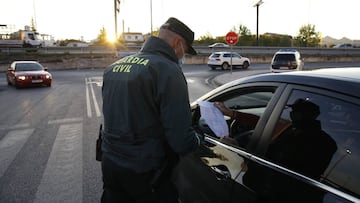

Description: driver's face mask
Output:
[178,42,186,66]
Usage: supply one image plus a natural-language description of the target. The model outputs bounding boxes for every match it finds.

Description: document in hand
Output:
[198,101,229,138]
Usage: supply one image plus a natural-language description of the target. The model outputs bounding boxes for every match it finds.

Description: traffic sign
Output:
[225,32,239,45]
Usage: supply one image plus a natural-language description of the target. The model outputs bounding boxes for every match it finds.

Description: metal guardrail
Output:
[0,46,117,54]
[1,46,360,57]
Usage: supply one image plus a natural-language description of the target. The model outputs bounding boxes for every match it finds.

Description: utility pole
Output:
[114,0,120,40]
[32,0,37,31]
[253,0,263,46]
[150,0,153,36]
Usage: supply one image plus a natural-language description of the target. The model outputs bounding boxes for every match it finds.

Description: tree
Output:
[294,24,321,47]
[196,32,217,45]
[95,26,109,45]
[238,25,252,36]
[229,24,253,46]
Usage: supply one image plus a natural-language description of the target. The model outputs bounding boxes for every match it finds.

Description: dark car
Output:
[174,68,360,203]
[6,61,52,88]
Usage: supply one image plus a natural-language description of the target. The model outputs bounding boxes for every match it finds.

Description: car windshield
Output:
[15,63,43,71]
[274,54,295,61]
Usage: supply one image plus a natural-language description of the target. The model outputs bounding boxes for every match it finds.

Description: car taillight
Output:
[290,61,297,69]
[216,59,221,61]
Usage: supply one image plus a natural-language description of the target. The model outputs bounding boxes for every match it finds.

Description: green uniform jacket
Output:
[102,36,199,173]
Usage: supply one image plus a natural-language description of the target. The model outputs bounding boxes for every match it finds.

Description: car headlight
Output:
[45,75,51,79]
[18,76,26,80]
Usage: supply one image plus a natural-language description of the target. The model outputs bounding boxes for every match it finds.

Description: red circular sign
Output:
[225,32,239,45]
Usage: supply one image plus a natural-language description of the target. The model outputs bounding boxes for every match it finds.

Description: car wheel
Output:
[243,61,249,69]
[208,65,216,70]
[15,81,20,89]
[221,63,229,70]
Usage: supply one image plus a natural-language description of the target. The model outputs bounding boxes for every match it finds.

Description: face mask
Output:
[178,42,186,65]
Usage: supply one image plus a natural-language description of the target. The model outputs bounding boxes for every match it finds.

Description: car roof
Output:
[226,68,360,98]
[274,48,299,54]
[12,61,40,64]
[212,51,237,54]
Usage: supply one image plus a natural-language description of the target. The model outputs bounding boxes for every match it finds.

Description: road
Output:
[0,62,358,202]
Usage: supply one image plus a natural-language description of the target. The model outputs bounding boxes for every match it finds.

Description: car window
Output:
[268,90,360,199]
[231,53,240,58]
[211,54,220,58]
[15,63,43,71]
[274,54,295,61]
[196,87,277,149]
[223,53,231,57]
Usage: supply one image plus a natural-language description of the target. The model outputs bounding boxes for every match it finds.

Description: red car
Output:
[6,61,52,88]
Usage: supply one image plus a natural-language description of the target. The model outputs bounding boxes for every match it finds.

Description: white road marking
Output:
[85,77,101,118]
[0,129,34,178]
[48,117,83,125]
[34,123,83,203]
[89,78,101,117]
[0,123,30,130]
[85,78,92,118]
[187,78,195,83]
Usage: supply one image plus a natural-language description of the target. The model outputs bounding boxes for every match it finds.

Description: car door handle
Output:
[211,165,231,180]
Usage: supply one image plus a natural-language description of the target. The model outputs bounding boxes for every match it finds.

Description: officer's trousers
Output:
[101,155,179,203]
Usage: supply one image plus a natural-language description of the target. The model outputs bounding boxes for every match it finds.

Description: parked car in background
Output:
[208,43,230,48]
[6,61,52,88]
[174,67,360,203]
[270,48,304,73]
[207,51,250,70]
[333,43,353,48]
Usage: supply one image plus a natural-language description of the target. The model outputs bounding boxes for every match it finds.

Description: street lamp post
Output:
[150,0,153,36]
[114,0,120,40]
[253,0,263,46]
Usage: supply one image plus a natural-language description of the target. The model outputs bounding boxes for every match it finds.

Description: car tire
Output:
[243,61,249,69]
[15,82,20,89]
[221,63,229,70]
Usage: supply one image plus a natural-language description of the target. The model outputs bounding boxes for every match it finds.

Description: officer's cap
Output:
[160,17,197,55]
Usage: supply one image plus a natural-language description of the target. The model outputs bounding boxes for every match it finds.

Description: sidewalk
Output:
[213,69,270,86]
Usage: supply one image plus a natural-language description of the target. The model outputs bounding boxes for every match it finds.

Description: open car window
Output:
[194,86,277,149]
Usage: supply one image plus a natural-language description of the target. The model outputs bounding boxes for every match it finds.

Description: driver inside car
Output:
[214,101,260,147]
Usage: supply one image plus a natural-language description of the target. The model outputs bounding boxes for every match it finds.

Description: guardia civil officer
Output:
[101,17,201,203]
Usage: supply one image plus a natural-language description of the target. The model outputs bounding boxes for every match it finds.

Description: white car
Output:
[207,52,250,70]
[270,48,304,73]
[208,43,230,48]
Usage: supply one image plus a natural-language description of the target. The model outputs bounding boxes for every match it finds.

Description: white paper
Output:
[198,101,229,138]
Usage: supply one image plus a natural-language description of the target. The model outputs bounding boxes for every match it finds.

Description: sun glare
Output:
[107,34,117,44]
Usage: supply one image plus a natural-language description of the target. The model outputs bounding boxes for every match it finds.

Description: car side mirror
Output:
[44,67,48,71]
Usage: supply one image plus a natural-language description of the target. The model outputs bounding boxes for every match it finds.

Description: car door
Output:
[231,53,242,66]
[173,82,285,203]
[244,85,360,203]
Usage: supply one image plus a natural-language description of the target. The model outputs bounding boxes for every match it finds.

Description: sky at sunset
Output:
[1,0,359,42]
